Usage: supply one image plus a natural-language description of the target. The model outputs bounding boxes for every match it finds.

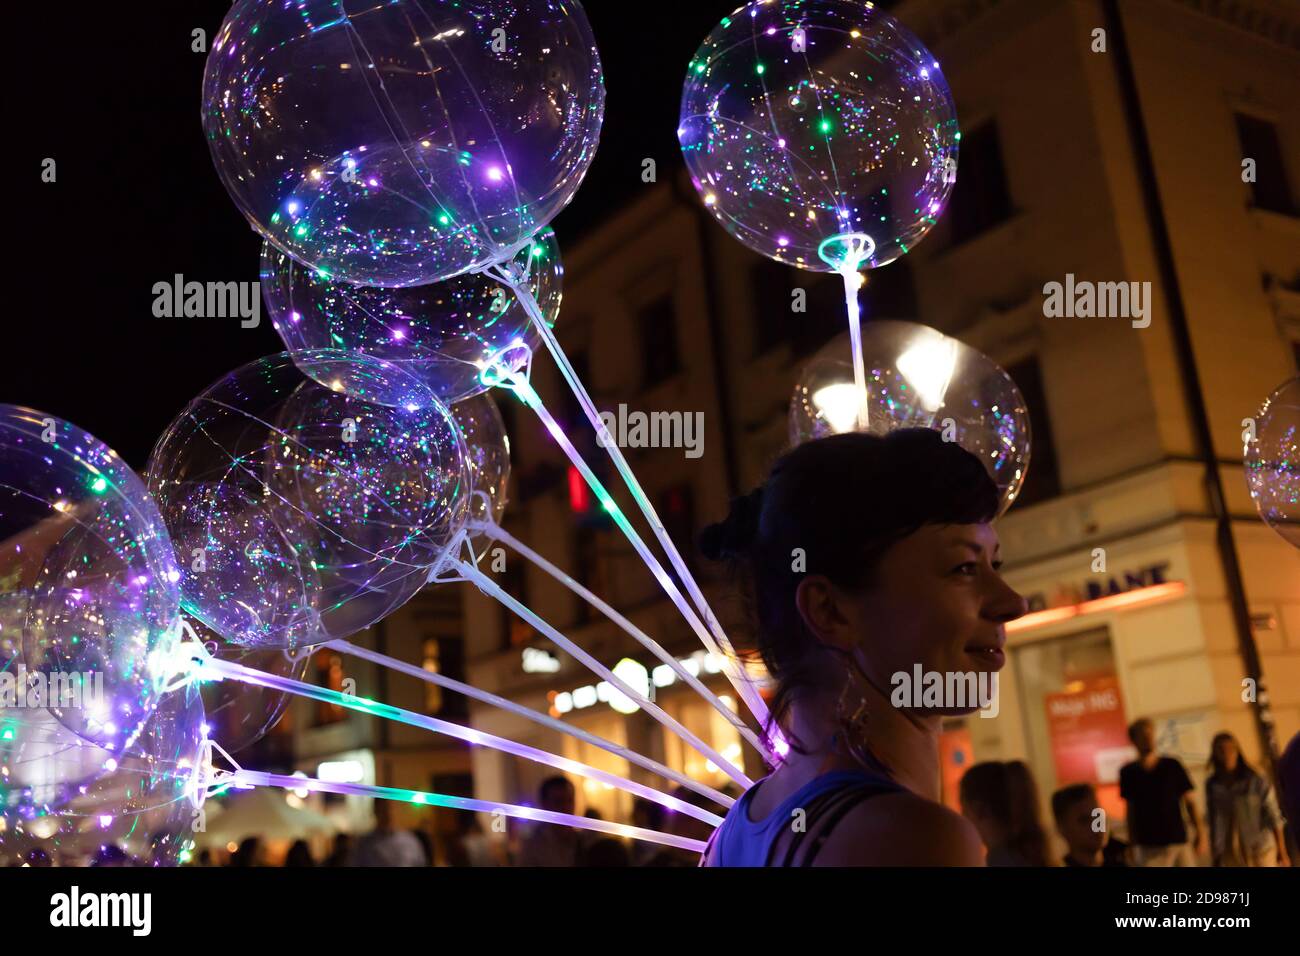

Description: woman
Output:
[1205,732,1289,867]
[699,429,1027,866]
[959,760,1053,866]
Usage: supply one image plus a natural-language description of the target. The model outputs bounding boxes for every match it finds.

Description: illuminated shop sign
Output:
[1025,561,1171,613]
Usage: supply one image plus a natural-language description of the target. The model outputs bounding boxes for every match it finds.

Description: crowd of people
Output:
[959,720,1294,868]
[179,720,1296,868]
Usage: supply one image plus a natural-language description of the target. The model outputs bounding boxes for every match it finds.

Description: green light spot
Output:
[89,476,108,494]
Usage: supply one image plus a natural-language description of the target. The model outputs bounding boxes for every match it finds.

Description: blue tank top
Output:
[705,769,904,867]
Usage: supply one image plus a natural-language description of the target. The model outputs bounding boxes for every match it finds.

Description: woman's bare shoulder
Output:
[810,790,985,866]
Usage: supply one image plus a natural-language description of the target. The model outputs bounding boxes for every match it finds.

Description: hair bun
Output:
[699,487,764,561]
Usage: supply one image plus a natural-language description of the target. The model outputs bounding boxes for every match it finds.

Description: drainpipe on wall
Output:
[1102,0,1278,776]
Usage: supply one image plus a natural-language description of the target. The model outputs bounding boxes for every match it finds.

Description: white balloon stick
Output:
[324,637,734,808]
[476,520,764,758]
[190,653,723,827]
[482,262,774,748]
[228,769,709,854]
[444,556,752,789]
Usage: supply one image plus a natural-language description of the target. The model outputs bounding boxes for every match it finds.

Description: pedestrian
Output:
[1205,732,1288,867]
[517,776,582,866]
[1051,783,1128,866]
[1119,717,1205,865]
[348,800,428,867]
[959,760,1052,866]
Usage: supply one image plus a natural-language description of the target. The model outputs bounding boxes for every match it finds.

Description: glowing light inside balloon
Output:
[897,338,958,412]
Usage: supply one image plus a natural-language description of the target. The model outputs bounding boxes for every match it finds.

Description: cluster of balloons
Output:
[5,0,601,865]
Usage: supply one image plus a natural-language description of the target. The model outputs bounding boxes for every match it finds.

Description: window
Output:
[312,652,349,727]
[423,637,467,720]
[751,259,793,355]
[659,483,697,584]
[1006,356,1061,507]
[500,556,532,651]
[1235,114,1296,216]
[947,121,1013,245]
[573,525,603,625]
[636,294,682,387]
[422,638,443,714]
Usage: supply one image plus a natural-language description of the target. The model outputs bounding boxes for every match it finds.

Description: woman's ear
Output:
[794,575,856,652]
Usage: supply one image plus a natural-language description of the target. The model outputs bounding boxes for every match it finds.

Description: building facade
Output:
[276,0,1300,858]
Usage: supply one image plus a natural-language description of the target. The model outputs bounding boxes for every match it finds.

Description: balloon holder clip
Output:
[818,232,877,274]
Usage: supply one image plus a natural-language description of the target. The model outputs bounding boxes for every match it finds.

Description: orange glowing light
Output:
[1006,581,1186,634]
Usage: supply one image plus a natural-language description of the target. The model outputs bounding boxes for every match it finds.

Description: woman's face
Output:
[847,522,1027,715]
[1214,737,1239,772]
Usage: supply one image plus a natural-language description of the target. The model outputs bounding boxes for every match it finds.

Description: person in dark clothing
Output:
[959,760,1052,866]
[1051,783,1128,867]
[284,839,315,867]
[1119,717,1204,865]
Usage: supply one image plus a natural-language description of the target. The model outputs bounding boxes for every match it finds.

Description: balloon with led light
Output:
[789,321,1030,514]
[679,0,958,274]
[1245,377,1298,548]
[1,405,181,756]
[0,686,206,867]
[452,392,512,536]
[147,352,471,648]
[265,228,563,408]
[203,0,605,288]
[190,616,314,753]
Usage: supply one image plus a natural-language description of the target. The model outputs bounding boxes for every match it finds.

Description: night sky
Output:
[11,0,787,468]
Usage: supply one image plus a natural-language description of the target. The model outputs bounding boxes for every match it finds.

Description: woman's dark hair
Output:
[699,429,999,750]
[959,760,1052,867]
[1208,731,1257,781]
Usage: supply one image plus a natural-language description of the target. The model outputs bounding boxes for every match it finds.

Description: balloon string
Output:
[323,637,735,809]
[228,769,709,854]
[840,267,870,431]
[446,556,753,789]
[190,653,723,827]
[487,353,774,758]
[476,520,765,758]
[484,265,774,747]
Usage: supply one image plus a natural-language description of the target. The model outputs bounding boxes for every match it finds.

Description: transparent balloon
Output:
[453,392,512,535]
[265,228,563,407]
[0,686,206,867]
[680,0,958,272]
[147,353,470,648]
[789,321,1030,514]
[203,0,605,288]
[1245,377,1298,548]
[190,616,314,753]
[1,405,180,755]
